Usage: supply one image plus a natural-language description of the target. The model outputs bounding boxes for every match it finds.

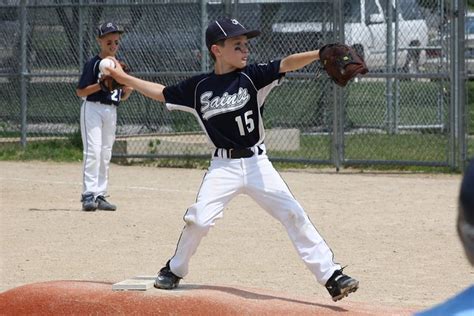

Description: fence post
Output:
[200,0,209,73]
[332,0,345,171]
[223,0,232,17]
[386,0,395,134]
[457,0,467,168]
[19,0,28,148]
[450,0,466,170]
[393,0,400,133]
[78,0,84,69]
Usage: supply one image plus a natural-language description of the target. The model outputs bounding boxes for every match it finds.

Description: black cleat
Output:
[154,261,181,290]
[325,268,359,302]
[81,193,98,212]
[96,195,116,211]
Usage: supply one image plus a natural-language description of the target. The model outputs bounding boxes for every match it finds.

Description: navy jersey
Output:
[163,60,284,149]
[77,55,123,106]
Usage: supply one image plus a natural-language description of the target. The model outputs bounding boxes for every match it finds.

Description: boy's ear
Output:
[210,44,222,58]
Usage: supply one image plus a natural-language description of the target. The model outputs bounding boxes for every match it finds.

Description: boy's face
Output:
[97,33,121,57]
[216,35,250,69]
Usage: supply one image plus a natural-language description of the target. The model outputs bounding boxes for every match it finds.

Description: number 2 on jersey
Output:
[235,110,255,136]
[111,89,120,102]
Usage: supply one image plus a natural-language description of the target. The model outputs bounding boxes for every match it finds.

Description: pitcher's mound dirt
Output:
[0,280,416,315]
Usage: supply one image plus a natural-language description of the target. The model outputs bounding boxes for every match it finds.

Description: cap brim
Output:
[228,29,261,41]
[99,30,124,38]
[212,29,260,44]
[244,30,261,39]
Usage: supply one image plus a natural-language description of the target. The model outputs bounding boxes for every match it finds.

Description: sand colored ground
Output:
[1,161,473,314]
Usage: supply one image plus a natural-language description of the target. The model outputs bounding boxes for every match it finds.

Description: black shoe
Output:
[81,193,97,212]
[96,195,116,211]
[325,268,359,302]
[154,261,181,289]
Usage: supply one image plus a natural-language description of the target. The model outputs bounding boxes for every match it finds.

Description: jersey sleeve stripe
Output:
[93,60,100,74]
[240,72,258,92]
[166,103,196,113]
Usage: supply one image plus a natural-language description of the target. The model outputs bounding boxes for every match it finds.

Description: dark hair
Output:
[209,39,225,61]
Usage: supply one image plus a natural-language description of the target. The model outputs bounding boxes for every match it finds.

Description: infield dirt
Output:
[1,161,472,313]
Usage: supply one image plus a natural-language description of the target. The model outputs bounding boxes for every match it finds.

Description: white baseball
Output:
[99,58,115,75]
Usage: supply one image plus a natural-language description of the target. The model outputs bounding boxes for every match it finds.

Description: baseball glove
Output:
[98,61,130,92]
[319,43,368,87]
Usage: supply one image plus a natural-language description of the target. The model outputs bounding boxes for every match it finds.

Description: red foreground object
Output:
[0,281,416,315]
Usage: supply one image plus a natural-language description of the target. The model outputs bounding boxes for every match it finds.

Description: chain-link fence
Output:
[0,0,470,169]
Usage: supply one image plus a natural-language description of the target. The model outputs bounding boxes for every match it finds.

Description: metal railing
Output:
[0,0,470,169]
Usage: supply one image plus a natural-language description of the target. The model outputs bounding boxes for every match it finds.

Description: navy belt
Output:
[99,100,117,106]
[214,146,263,159]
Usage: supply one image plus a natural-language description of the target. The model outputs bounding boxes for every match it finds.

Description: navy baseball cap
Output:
[205,17,260,50]
[460,159,474,225]
[97,22,124,38]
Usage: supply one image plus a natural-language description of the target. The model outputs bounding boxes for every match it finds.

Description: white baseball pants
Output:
[80,101,117,197]
[169,145,341,285]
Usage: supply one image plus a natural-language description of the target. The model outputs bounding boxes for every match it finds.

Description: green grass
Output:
[1,131,469,173]
[0,132,82,162]
[345,133,449,161]
[0,141,82,161]
[346,80,450,127]
[271,133,450,162]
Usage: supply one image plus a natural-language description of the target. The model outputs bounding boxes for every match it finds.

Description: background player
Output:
[76,22,133,211]
[414,159,474,315]
[106,17,358,301]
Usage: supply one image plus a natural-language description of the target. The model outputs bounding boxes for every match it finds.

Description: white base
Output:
[112,275,156,291]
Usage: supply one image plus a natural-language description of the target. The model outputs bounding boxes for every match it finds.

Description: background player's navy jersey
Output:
[77,55,123,106]
[414,285,474,316]
[163,60,284,149]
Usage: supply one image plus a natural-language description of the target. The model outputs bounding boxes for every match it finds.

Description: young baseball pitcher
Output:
[106,17,358,301]
[76,22,133,212]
